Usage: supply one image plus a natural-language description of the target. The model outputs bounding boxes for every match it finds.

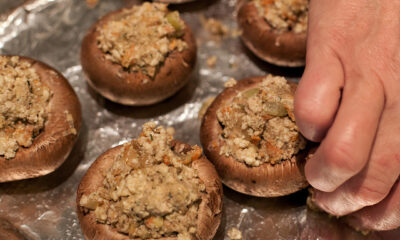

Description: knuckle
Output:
[294,98,331,130]
[325,28,347,50]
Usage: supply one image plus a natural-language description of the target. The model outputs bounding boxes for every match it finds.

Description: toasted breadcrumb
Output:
[306,188,322,212]
[227,227,243,240]
[206,55,217,68]
[224,78,237,88]
[63,110,77,136]
[230,28,243,38]
[201,16,229,38]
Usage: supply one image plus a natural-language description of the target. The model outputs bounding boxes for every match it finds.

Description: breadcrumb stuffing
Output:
[230,28,243,38]
[97,3,188,78]
[253,0,308,33]
[63,110,77,136]
[206,55,217,68]
[80,122,205,239]
[217,75,306,166]
[227,227,243,240]
[0,56,52,159]
[224,78,237,88]
[201,16,229,38]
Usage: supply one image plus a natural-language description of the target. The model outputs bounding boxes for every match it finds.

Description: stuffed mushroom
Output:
[201,75,309,197]
[77,122,222,240]
[154,0,196,4]
[81,2,197,106]
[0,56,81,182]
[237,0,308,67]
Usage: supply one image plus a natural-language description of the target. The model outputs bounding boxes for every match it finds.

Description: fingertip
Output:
[312,189,352,216]
[311,184,380,217]
[304,149,339,192]
[305,142,360,192]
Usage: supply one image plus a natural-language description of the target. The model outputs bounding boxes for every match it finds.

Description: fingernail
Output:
[297,120,324,142]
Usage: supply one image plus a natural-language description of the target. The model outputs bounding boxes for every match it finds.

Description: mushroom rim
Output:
[80,5,197,106]
[0,55,82,183]
[200,76,309,197]
[237,0,307,67]
[76,141,222,240]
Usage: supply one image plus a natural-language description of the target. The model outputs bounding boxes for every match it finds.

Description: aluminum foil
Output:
[0,0,396,239]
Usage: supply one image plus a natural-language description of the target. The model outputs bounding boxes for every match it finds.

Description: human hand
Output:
[294,0,400,231]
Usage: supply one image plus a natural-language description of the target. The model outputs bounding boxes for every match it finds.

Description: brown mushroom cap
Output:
[0,56,82,183]
[200,76,309,197]
[81,7,197,106]
[0,218,27,240]
[237,1,306,67]
[154,0,195,3]
[76,141,222,240]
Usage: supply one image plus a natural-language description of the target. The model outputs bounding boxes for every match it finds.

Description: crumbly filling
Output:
[227,227,243,240]
[97,3,188,78]
[253,0,308,33]
[217,75,306,166]
[80,122,205,239]
[200,16,229,38]
[0,56,52,159]
[224,78,237,88]
[62,110,77,137]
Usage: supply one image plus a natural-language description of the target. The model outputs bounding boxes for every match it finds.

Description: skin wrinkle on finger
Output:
[371,22,400,107]
[346,179,400,231]
[309,0,381,45]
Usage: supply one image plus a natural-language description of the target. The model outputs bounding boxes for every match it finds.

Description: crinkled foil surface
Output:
[0,0,396,239]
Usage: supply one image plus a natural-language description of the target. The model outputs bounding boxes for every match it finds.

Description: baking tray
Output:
[0,0,397,239]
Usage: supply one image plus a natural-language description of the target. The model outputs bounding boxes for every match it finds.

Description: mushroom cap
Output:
[81,7,197,106]
[0,56,82,183]
[76,141,222,240]
[200,76,309,197]
[154,0,196,3]
[237,1,306,67]
[0,218,27,240]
